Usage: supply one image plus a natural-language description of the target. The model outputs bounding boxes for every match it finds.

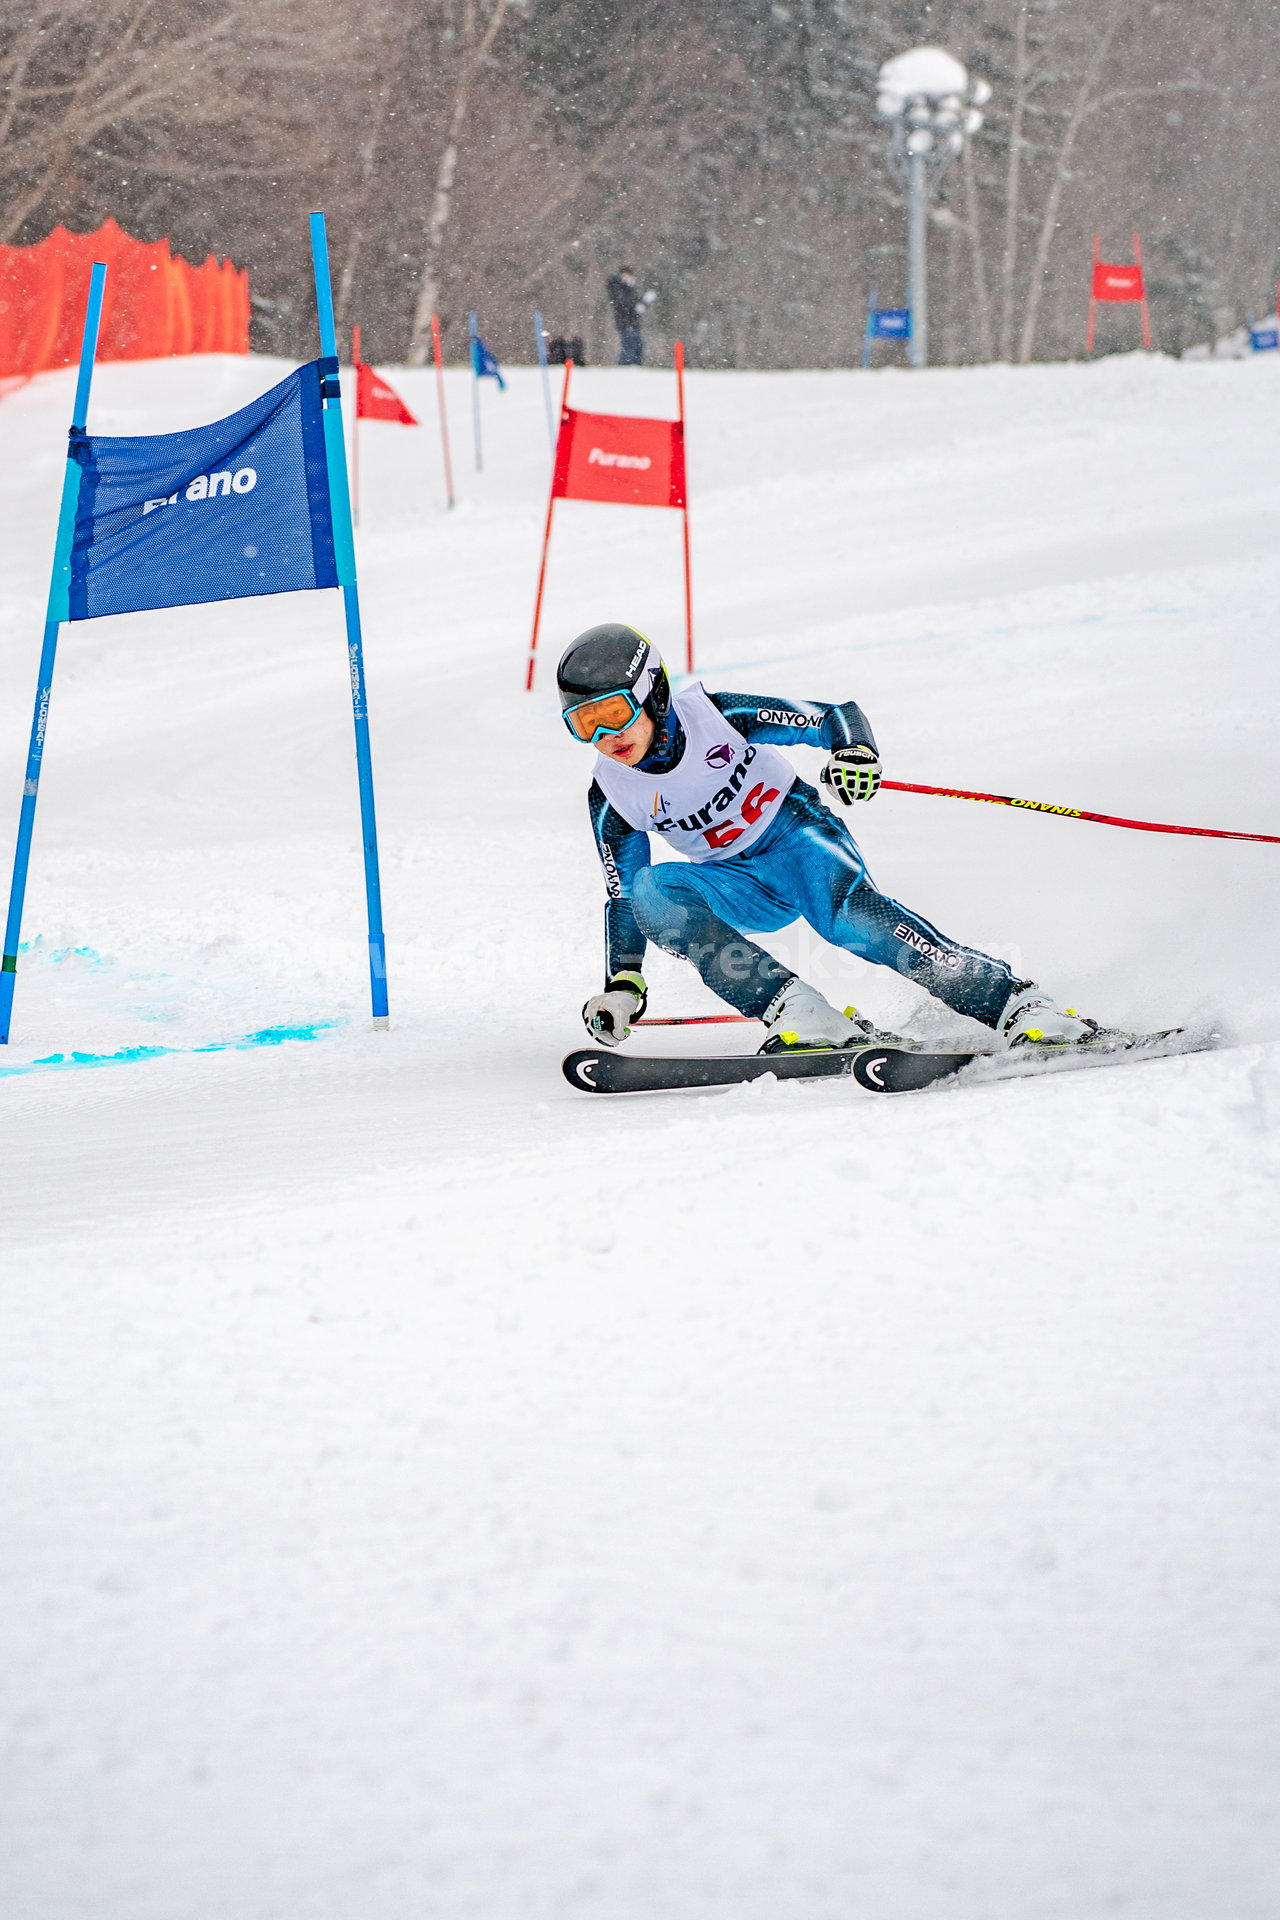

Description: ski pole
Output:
[635,1014,758,1027]
[882,781,1280,847]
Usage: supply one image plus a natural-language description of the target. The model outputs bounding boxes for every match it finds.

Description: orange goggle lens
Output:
[563,689,641,742]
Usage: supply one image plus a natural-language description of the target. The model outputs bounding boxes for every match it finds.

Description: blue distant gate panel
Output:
[869,308,912,339]
[1250,324,1278,352]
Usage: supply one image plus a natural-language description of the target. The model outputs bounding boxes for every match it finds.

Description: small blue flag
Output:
[869,308,912,340]
[60,359,340,622]
[471,334,506,389]
[1250,324,1278,353]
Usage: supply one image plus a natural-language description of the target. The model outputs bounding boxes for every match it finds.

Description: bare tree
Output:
[0,0,342,247]
[334,12,413,338]
[1016,0,1131,362]
[996,3,1030,358]
[404,0,527,366]
[960,132,995,360]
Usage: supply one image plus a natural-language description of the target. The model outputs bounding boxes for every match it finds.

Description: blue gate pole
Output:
[309,212,390,1029]
[468,311,483,471]
[862,286,877,370]
[0,261,107,1045]
[533,310,556,452]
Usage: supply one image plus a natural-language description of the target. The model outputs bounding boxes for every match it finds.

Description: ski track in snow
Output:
[1,352,1277,1919]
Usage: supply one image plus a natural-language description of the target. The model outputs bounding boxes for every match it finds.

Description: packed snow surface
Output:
[1,348,1278,1919]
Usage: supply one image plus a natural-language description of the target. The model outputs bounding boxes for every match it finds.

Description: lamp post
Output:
[876,47,990,369]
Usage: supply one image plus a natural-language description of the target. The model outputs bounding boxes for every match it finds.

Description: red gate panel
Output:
[1092,261,1145,302]
[527,350,695,688]
[552,407,686,508]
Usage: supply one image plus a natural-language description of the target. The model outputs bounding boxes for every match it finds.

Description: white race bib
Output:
[593,683,795,861]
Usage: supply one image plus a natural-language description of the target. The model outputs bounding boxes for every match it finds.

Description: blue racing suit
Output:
[588,690,1019,1028]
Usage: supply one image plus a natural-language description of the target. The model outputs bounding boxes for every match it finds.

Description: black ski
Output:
[851,1047,975,1092]
[563,1047,857,1094]
[861,1026,1212,1093]
[563,1028,1214,1096]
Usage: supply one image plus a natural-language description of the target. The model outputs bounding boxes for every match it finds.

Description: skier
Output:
[559,623,1106,1054]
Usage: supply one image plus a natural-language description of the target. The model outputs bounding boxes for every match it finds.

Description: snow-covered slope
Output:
[2,350,1277,1919]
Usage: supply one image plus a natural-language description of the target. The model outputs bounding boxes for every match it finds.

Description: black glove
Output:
[582,971,648,1046]
[820,743,881,805]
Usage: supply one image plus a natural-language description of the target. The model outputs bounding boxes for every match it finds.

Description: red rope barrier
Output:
[882,781,1280,846]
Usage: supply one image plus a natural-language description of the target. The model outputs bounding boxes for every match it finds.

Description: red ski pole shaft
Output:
[882,781,1280,847]
[635,1014,757,1027]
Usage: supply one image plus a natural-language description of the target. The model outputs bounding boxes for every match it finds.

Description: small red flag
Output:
[355,360,418,425]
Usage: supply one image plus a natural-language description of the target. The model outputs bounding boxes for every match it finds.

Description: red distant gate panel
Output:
[0,218,249,382]
[1087,233,1152,352]
[553,407,686,508]
[1092,261,1145,301]
[527,347,695,688]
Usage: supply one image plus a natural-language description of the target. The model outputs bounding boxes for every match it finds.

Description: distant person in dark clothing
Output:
[606,266,656,365]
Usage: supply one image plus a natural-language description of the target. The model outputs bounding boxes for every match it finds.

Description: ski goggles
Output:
[562,686,644,743]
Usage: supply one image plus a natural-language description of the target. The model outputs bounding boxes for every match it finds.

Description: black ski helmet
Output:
[556,624,671,731]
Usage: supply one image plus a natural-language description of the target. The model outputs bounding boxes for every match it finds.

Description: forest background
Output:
[2,0,1278,369]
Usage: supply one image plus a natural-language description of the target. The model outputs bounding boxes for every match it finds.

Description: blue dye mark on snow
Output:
[0,1022,338,1080]
[18,939,115,970]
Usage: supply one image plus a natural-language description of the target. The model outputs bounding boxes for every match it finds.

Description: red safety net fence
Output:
[0,218,249,386]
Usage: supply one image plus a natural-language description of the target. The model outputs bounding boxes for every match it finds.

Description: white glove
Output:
[582,971,647,1046]
[820,743,881,805]
[642,288,658,308]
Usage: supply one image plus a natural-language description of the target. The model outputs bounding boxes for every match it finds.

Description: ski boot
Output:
[759,979,908,1055]
[998,984,1116,1050]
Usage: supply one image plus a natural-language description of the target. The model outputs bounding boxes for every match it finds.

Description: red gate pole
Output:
[1134,232,1152,349]
[674,340,694,675]
[430,313,456,510]
[1086,235,1100,354]
[526,360,572,691]
[350,324,361,526]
